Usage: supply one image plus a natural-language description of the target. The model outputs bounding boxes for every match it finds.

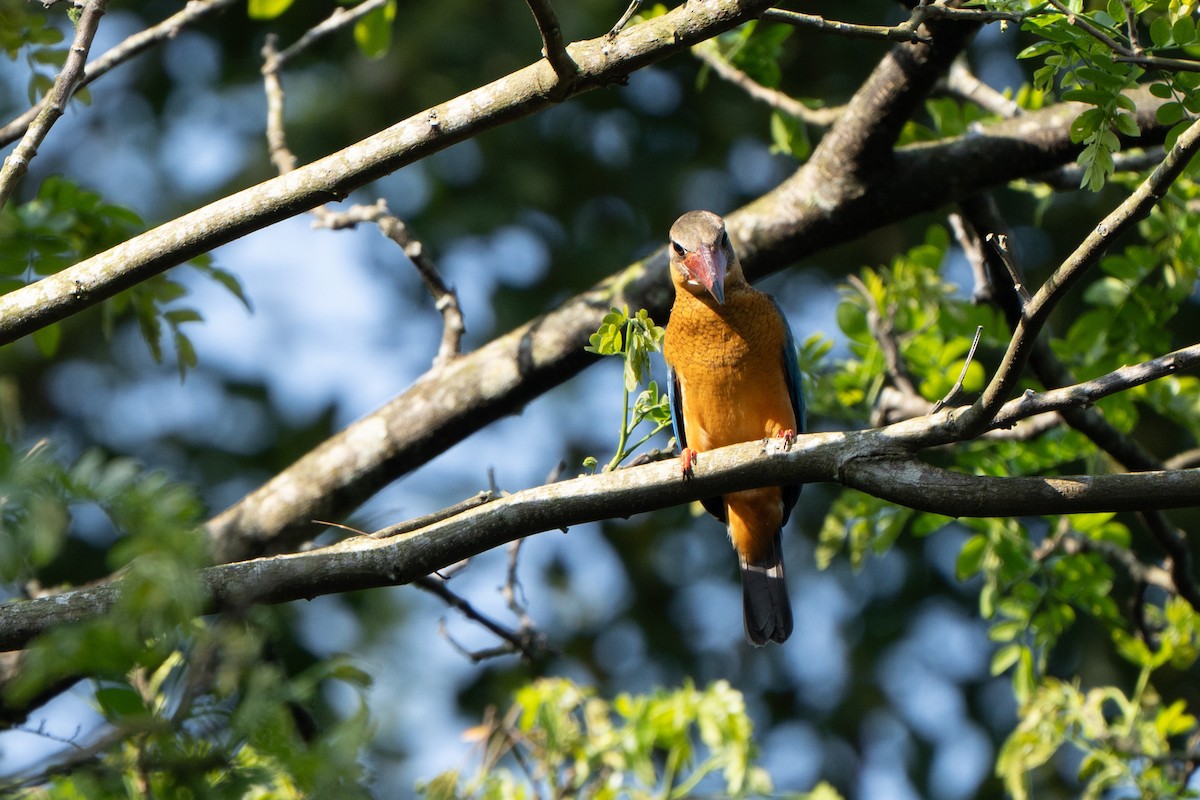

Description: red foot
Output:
[680,447,697,478]
[777,428,796,450]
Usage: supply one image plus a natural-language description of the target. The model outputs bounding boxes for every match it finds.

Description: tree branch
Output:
[206,80,1173,561]
[0,0,238,148]
[0,0,108,211]
[953,115,1200,439]
[273,0,389,68]
[0,0,776,346]
[524,0,577,98]
[8,394,1200,651]
[691,41,842,127]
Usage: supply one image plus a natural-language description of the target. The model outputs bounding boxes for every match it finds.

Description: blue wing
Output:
[774,298,805,525]
[667,362,726,522]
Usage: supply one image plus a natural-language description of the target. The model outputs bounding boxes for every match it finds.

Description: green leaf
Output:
[957,534,988,580]
[32,321,61,357]
[354,0,396,59]
[769,111,811,160]
[1150,15,1173,47]
[248,0,294,19]
[1173,14,1197,46]
[95,685,149,720]
[1083,276,1131,306]
[1157,101,1185,126]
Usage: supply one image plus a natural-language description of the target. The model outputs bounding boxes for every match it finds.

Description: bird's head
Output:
[668,210,736,306]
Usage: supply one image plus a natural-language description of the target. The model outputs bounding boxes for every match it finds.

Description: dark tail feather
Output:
[739,532,793,646]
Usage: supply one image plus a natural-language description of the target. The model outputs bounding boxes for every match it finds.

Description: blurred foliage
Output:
[418,677,773,800]
[0,176,248,376]
[0,0,1200,798]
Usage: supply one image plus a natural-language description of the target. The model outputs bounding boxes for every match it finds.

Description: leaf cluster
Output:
[0,176,248,376]
[418,677,773,800]
[585,307,671,472]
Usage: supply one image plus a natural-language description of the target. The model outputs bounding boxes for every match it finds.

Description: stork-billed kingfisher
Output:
[662,210,805,646]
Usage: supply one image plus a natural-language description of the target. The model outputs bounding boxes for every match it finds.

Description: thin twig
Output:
[261,30,467,366]
[1164,448,1200,470]
[274,0,390,67]
[1118,0,1143,56]
[846,274,918,399]
[417,576,545,662]
[942,57,1023,119]
[0,0,109,212]
[692,43,842,127]
[260,35,297,175]
[932,325,983,413]
[372,490,494,539]
[761,8,932,44]
[607,0,641,39]
[317,200,467,366]
[1046,0,1128,54]
[984,233,1032,306]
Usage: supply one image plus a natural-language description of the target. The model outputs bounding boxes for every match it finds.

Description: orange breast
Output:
[664,286,796,454]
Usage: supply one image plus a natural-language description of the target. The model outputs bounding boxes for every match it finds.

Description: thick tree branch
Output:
[8,394,1200,651]
[958,195,1200,607]
[0,0,776,346]
[208,85,1172,561]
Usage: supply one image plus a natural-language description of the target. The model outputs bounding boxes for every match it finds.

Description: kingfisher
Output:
[662,210,805,646]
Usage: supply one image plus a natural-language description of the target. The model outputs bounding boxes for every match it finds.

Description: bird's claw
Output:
[680,447,697,478]
[778,428,796,451]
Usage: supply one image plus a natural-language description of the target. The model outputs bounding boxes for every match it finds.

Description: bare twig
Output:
[984,233,1032,306]
[607,0,641,38]
[1033,522,1175,594]
[416,574,547,662]
[373,491,493,538]
[316,200,468,366]
[692,43,842,127]
[1164,448,1200,470]
[948,210,994,304]
[932,325,983,413]
[942,57,1023,119]
[262,30,466,366]
[1118,0,1143,56]
[274,0,389,67]
[0,0,108,211]
[260,35,297,176]
[989,343,1200,429]
[761,8,932,44]
[1046,0,1127,54]
[847,274,918,400]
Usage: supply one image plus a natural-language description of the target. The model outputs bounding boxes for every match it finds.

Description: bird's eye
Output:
[720,230,729,248]
[671,241,686,256]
